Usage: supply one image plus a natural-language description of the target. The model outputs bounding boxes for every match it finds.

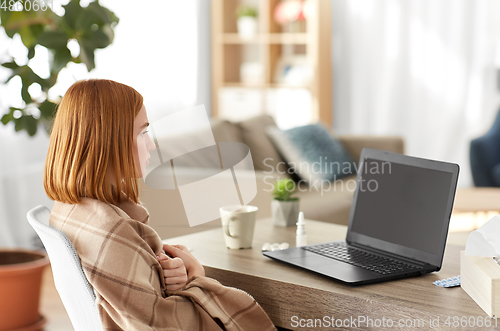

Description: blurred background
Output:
[1,0,500,249]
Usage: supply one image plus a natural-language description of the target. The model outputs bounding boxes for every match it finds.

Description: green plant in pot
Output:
[272,178,300,227]
[0,0,119,136]
[236,5,258,38]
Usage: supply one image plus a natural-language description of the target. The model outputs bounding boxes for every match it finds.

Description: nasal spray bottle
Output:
[296,212,307,247]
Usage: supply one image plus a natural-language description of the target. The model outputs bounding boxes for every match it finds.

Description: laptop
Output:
[263,148,460,285]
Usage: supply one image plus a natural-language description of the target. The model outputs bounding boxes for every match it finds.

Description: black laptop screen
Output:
[349,158,454,255]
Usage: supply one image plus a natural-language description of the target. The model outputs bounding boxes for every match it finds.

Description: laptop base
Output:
[264,241,436,285]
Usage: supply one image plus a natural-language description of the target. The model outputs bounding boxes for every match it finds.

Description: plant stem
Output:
[6,17,55,30]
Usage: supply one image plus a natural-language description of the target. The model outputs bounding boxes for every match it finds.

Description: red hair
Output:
[44,79,143,205]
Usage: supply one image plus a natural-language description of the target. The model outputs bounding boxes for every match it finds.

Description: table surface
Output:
[164,219,497,330]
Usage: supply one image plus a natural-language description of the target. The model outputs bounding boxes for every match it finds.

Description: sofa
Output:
[139,115,405,239]
[470,108,500,186]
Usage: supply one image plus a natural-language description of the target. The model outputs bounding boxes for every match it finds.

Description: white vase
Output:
[237,17,257,39]
[272,200,300,227]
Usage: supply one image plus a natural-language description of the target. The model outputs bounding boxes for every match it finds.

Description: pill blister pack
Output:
[433,275,460,287]
[262,242,289,251]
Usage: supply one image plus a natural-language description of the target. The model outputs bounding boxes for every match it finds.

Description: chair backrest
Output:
[27,206,104,331]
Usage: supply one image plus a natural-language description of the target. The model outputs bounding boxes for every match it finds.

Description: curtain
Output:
[0,127,52,248]
[331,0,500,187]
[0,0,210,248]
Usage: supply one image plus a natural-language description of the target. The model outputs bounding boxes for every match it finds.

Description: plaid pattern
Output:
[50,198,276,331]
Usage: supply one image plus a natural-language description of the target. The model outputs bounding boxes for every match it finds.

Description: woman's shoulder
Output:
[52,197,119,219]
[50,197,146,231]
[50,197,159,251]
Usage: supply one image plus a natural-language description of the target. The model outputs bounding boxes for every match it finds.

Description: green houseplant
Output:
[0,0,119,136]
[272,178,300,227]
[236,4,257,38]
[236,5,258,19]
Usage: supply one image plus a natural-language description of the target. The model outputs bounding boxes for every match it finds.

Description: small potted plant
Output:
[272,178,300,227]
[236,5,258,38]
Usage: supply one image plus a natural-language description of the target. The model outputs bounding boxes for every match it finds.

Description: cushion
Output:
[236,115,284,172]
[165,120,245,169]
[211,119,244,144]
[491,163,500,187]
[266,123,356,182]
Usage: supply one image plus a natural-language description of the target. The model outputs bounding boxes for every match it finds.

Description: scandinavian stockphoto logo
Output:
[142,105,257,227]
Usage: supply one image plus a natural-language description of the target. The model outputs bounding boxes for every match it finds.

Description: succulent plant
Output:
[236,5,258,18]
[272,178,299,201]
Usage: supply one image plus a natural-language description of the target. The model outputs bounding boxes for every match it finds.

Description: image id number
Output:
[1,0,53,11]
[444,316,498,328]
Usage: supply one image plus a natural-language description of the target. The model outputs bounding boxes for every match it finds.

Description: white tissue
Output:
[465,215,500,258]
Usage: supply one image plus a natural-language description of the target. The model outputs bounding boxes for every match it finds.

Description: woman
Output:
[44,79,275,330]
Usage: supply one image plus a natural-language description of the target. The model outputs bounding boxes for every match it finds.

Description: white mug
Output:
[219,205,258,249]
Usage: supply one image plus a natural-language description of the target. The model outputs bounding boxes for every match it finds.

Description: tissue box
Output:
[461,251,500,317]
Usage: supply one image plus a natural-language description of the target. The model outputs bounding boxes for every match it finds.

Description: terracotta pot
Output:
[0,249,49,331]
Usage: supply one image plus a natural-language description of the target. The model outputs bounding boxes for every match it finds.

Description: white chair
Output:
[27,205,104,331]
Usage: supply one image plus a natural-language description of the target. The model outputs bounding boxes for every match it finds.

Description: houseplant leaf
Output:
[38,100,57,119]
[78,42,95,71]
[1,61,19,70]
[1,111,15,125]
[62,0,82,31]
[37,31,68,49]
[83,29,110,48]
[52,47,72,73]
[23,115,38,136]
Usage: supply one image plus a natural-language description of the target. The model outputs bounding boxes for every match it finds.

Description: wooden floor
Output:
[40,266,73,331]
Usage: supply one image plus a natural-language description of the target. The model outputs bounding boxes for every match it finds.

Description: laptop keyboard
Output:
[303,242,424,275]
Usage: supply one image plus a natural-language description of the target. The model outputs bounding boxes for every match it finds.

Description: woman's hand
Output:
[156,253,188,291]
[163,244,205,279]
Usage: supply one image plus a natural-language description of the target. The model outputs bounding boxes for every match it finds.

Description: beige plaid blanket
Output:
[49,197,276,331]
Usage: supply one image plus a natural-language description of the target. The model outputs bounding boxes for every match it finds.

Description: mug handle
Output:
[224,216,238,238]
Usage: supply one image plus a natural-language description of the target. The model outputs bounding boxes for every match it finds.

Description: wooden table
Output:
[164,219,497,330]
